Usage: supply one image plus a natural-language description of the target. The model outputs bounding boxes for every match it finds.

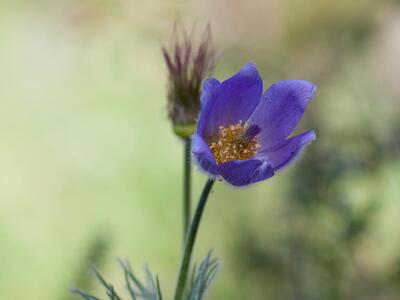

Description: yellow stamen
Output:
[209,121,260,164]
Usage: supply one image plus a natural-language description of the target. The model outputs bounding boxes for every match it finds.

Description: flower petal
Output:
[258,130,316,171]
[200,78,221,108]
[218,158,274,187]
[198,62,263,139]
[191,133,219,177]
[249,80,316,147]
[197,78,221,136]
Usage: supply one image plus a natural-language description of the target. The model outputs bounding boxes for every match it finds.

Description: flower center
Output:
[209,121,261,164]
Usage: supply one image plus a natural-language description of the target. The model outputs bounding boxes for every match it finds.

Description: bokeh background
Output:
[1,0,400,299]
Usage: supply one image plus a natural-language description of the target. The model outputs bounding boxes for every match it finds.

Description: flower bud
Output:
[162,22,216,138]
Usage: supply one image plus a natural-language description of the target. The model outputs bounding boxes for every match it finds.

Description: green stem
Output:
[174,179,215,300]
[183,137,192,243]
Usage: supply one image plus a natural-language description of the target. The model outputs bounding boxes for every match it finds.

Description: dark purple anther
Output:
[244,125,261,141]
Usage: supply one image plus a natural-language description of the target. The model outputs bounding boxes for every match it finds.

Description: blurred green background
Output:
[1,0,400,299]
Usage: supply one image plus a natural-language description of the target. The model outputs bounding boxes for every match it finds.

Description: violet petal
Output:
[218,158,274,187]
[198,62,263,139]
[192,133,219,177]
[257,130,316,171]
[250,80,316,147]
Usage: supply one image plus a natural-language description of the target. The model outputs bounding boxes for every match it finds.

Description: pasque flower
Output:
[192,62,316,186]
[162,23,216,138]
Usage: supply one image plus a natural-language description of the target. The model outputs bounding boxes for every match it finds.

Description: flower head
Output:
[162,22,216,138]
[192,62,316,186]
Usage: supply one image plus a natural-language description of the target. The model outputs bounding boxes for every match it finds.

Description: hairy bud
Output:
[162,22,216,138]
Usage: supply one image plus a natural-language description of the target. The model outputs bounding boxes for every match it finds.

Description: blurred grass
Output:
[0,5,181,298]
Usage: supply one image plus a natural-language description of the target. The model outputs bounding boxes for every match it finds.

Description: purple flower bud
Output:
[162,22,217,138]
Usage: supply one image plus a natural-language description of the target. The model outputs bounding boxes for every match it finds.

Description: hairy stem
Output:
[174,179,215,300]
[183,137,192,243]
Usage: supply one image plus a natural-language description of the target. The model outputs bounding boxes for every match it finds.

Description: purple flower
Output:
[192,62,316,186]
